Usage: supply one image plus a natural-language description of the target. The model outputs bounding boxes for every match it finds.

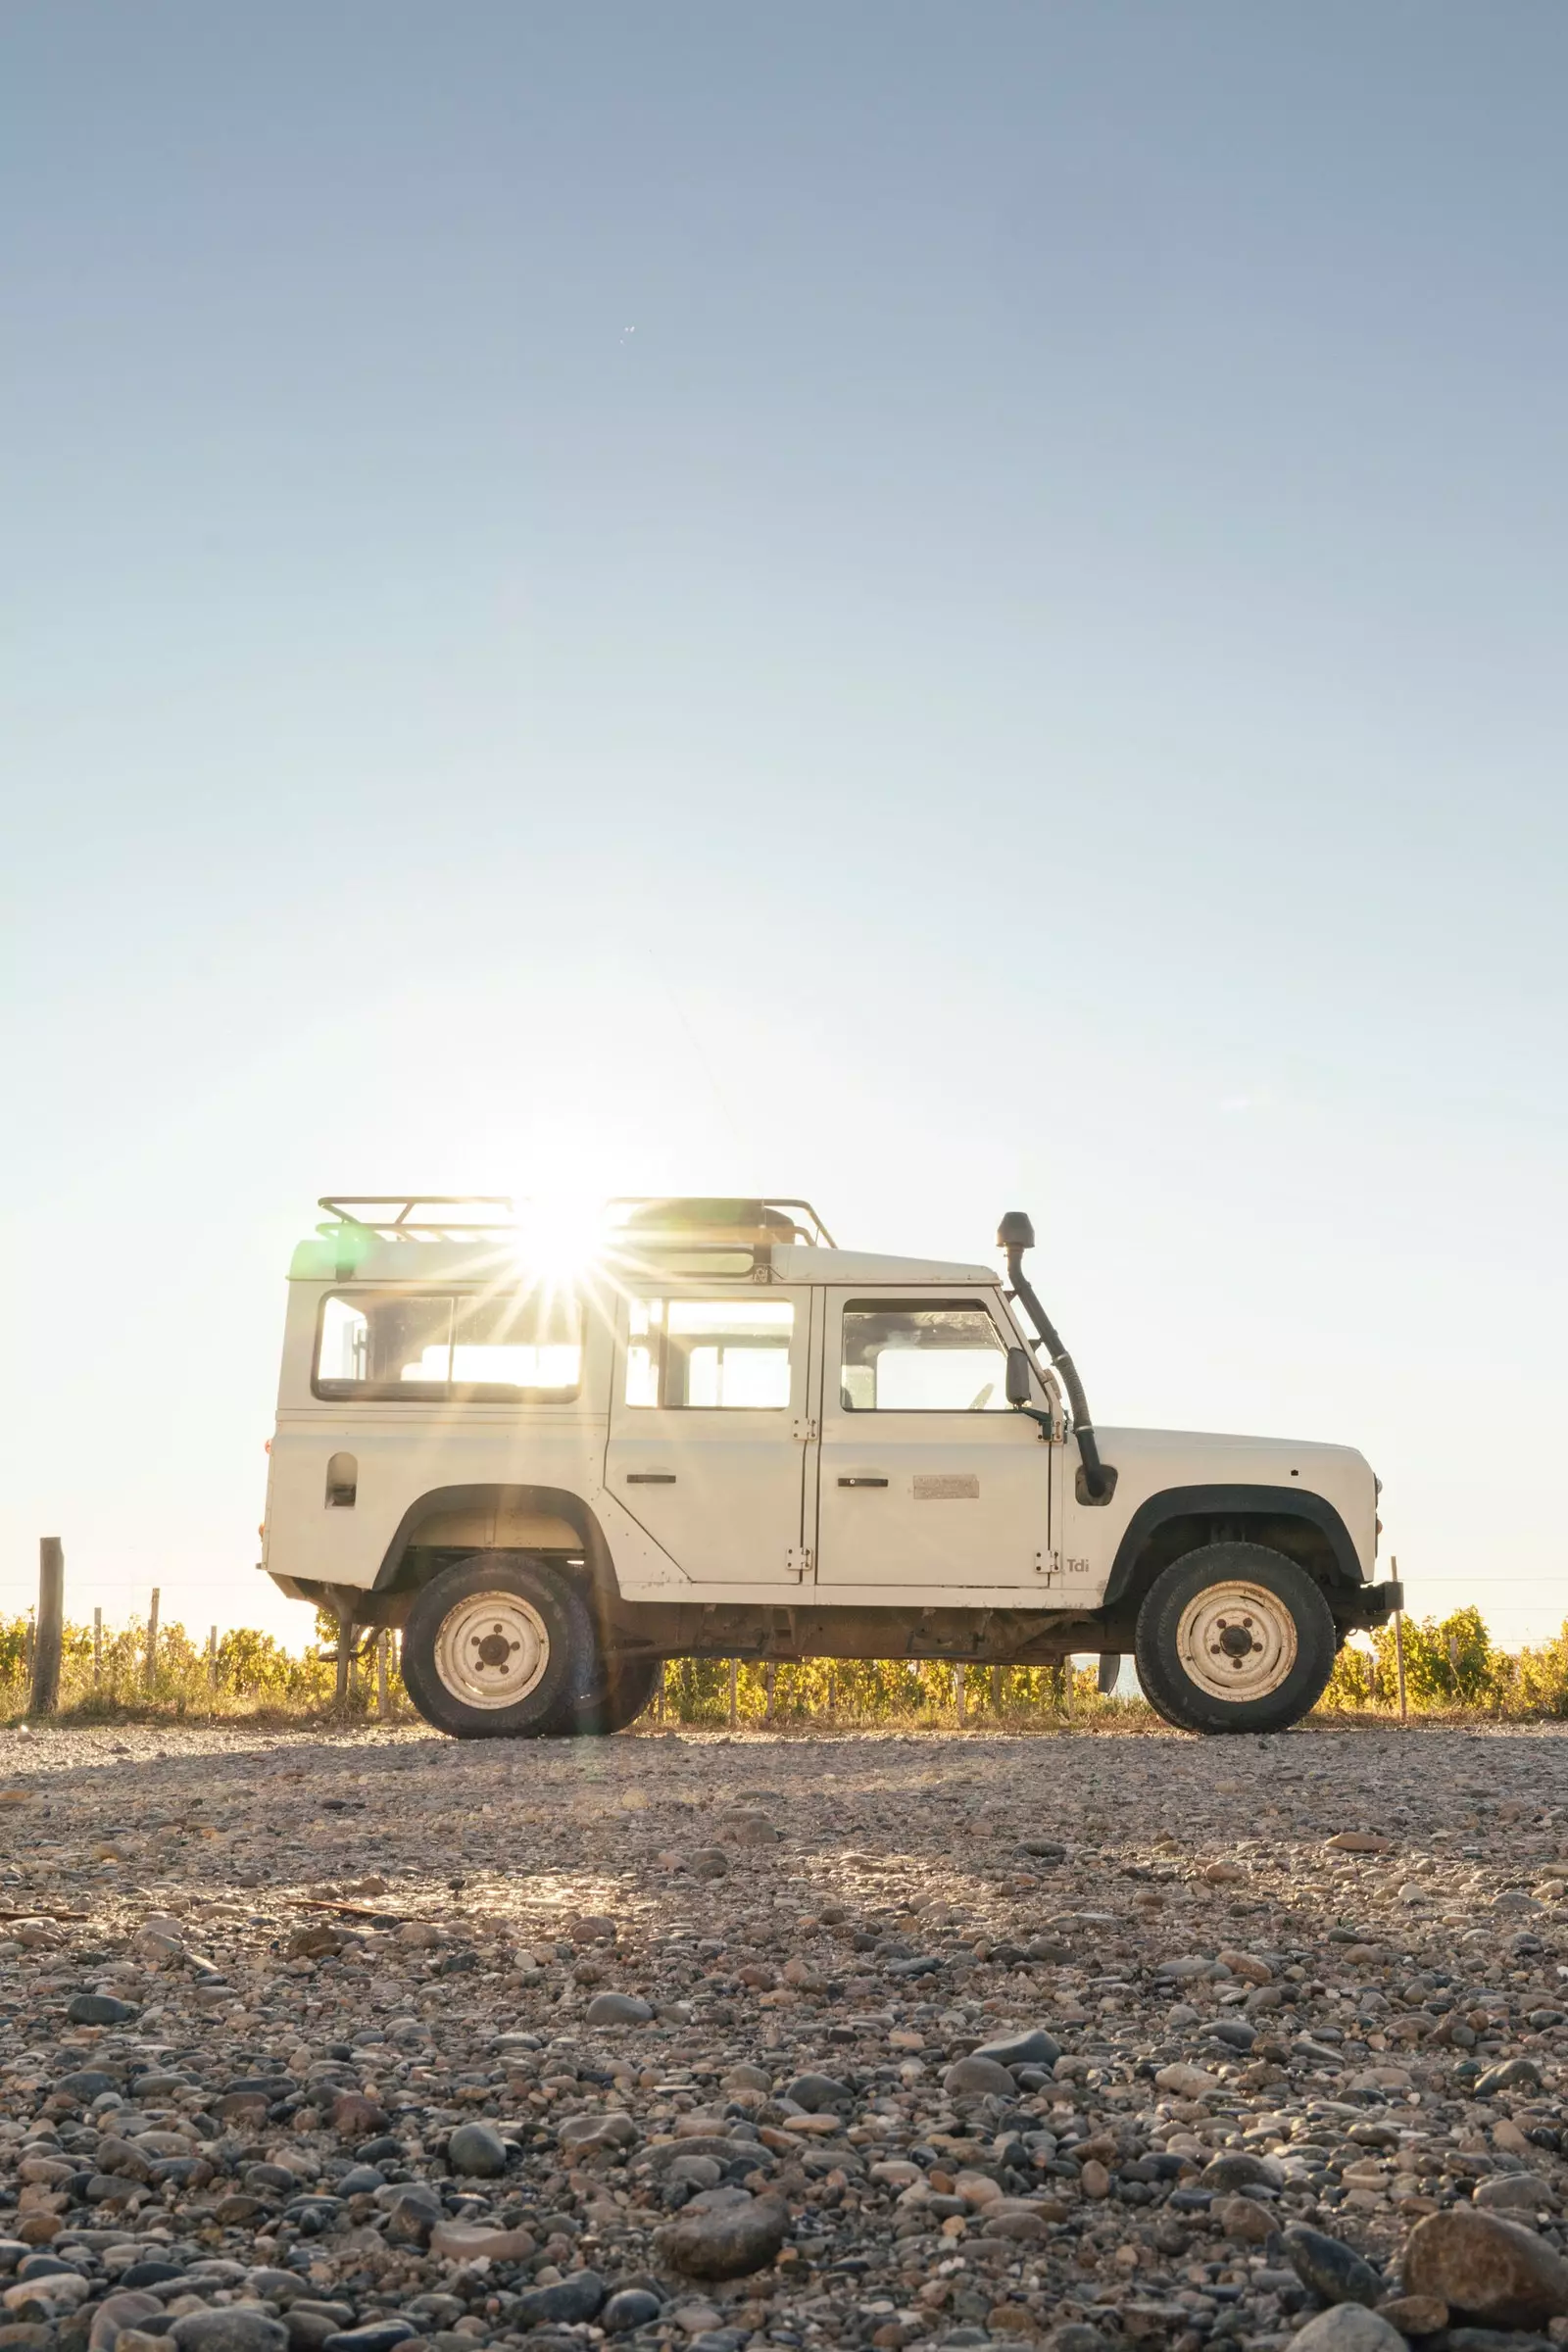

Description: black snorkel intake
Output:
[999,1209,1112,1502]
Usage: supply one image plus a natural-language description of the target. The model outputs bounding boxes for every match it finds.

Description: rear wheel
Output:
[402,1553,596,1740]
[1134,1542,1336,1734]
[557,1654,662,1737]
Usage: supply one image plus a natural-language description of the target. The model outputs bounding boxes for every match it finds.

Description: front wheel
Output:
[1134,1542,1336,1734]
[402,1553,596,1739]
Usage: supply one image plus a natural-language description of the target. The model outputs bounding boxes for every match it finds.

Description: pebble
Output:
[444,2121,508,2177]
[1285,2225,1384,2308]
[657,2193,789,2278]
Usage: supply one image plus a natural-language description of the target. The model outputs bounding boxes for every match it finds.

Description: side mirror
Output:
[1004,1346,1033,1407]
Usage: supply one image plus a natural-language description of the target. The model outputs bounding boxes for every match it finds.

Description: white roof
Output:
[289,1235,999,1289]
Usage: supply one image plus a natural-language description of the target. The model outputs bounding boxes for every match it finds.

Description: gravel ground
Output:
[7,1721,1568,2352]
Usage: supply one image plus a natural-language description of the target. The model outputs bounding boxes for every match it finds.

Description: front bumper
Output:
[1342,1579,1403,1629]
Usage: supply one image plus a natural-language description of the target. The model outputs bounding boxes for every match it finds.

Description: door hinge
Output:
[1033,1549,1063,1585]
[793,1416,818,1444]
[785,1545,813,1581]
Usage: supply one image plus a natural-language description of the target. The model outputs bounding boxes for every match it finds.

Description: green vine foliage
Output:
[7,1601,1568,1727]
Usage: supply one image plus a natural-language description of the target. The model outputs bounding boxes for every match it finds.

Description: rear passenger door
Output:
[603,1289,816,1582]
[814,1289,1053,1591]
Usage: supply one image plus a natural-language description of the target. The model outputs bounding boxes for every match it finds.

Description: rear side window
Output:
[314,1291,582,1400]
[624,1298,795,1409]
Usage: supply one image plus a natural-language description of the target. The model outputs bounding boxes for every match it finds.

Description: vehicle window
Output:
[625,1298,795,1409]
[314,1291,581,1399]
[840,1299,1010,1412]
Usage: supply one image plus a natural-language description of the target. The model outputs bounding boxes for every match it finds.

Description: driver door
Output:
[814,1288,1054,1590]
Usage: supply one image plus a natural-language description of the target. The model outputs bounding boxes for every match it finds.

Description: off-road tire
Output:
[1134,1541,1336,1735]
[402,1552,597,1740]
[555,1654,662,1738]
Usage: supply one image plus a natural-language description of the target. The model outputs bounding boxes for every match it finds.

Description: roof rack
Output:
[316,1196,836,1248]
[318,1197,518,1241]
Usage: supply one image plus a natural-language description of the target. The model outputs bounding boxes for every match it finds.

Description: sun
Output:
[512,1194,610,1284]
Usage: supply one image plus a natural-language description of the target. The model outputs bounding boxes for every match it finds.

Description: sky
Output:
[3,3,1566,1648]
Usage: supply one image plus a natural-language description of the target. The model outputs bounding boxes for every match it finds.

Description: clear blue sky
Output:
[4,4,1565,1644]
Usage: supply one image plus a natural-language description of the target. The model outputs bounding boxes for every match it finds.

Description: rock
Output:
[972,2029,1061,2071]
[1403,2209,1568,2328]
[426,2221,537,2262]
[1040,2328,1109,2352]
[329,2093,388,2135]
[321,2330,416,2352]
[1474,2057,1543,2095]
[1202,2152,1278,2191]
[688,1850,729,1879]
[512,2273,607,2325]
[584,1992,654,2025]
[658,2193,790,2279]
[942,2056,1016,2099]
[90,2293,165,2350]
[383,2185,444,2246]
[713,1811,781,1845]
[1216,2195,1275,2244]
[1153,2063,1220,2098]
[1375,2296,1447,2336]
[1326,1834,1393,1854]
[446,2121,509,2177]
[1293,2311,1404,2352]
[568,1914,617,1943]
[170,2316,289,2352]
[603,2291,663,2333]
[558,2110,638,2151]
[65,1993,136,2025]
[1474,2173,1555,2211]
[783,2073,852,2112]
[1284,2226,1384,2309]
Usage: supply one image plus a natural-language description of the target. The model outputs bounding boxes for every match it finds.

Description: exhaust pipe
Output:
[998,1210,1111,1501]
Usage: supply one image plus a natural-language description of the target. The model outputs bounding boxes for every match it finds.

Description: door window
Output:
[625,1298,795,1408]
[840,1299,1011,1412]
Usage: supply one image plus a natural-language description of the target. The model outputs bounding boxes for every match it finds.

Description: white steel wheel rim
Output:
[1176,1580,1298,1703]
[433,1592,550,1709]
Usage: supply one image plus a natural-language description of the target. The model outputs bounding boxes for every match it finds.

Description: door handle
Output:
[838,1476,889,1488]
[626,1472,677,1485]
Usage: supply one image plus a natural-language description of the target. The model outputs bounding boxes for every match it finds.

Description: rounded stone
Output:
[942,2056,1016,2100]
[972,2029,1061,2072]
[603,2290,663,2333]
[783,2073,852,2112]
[657,2191,789,2279]
[584,1992,655,2025]
[1292,2311,1404,2352]
[446,2121,509,2178]
[170,2314,289,2352]
[1283,2226,1383,2310]
[1402,2207,1568,2328]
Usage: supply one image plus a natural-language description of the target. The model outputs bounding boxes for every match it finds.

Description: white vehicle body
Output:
[262,1198,1396,1736]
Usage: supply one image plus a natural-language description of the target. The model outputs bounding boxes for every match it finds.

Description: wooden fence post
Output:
[764,1661,776,1726]
[955,1662,966,1727]
[1392,1556,1407,1726]
[145,1589,160,1691]
[656,1662,666,1723]
[727,1658,739,1731]
[93,1607,102,1690]
[30,1540,64,1717]
[207,1626,219,1693]
[377,1631,390,1719]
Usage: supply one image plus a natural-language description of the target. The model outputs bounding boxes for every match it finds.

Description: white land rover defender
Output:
[261,1196,1399,1739]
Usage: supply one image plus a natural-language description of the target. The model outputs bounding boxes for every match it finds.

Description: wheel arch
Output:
[371,1484,622,1606]
[1100,1485,1363,1631]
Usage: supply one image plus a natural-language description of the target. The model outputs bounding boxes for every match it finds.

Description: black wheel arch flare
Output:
[1101,1484,1364,1613]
